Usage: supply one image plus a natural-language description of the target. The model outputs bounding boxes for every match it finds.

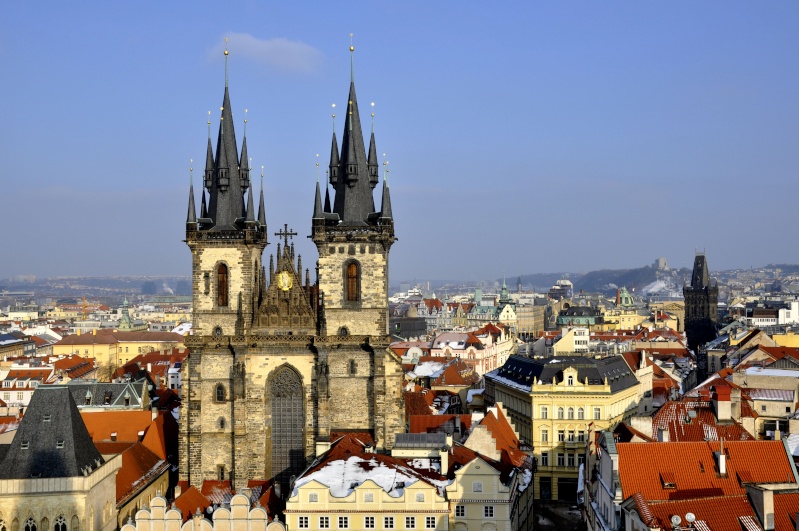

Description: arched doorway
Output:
[270,367,305,486]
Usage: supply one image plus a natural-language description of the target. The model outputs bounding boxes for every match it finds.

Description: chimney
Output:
[174,484,182,498]
[151,406,158,421]
[747,485,775,530]
[110,432,117,442]
[147,362,152,373]
[712,387,732,421]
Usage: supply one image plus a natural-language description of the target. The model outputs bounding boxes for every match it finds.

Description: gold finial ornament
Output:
[249,157,252,171]
[349,33,354,52]
[224,37,229,56]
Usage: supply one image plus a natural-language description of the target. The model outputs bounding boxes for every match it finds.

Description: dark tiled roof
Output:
[489,354,638,393]
[0,386,104,479]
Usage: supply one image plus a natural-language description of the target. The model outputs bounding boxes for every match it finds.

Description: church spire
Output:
[368,103,378,189]
[245,180,256,225]
[331,42,376,224]
[187,160,197,225]
[206,43,244,229]
[201,190,207,218]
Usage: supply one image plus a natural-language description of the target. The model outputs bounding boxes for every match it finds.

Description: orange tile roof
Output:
[80,410,154,443]
[645,495,758,531]
[201,480,235,504]
[774,491,799,531]
[409,414,472,435]
[479,407,528,468]
[617,440,794,502]
[404,391,433,417]
[652,400,754,442]
[174,486,211,522]
[116,442,169,505]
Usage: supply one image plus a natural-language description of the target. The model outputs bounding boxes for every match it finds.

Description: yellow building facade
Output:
[485,355,640,501]
[52,330,185,371]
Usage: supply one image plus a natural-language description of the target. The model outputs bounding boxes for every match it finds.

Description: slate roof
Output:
[487,354,638,393]
[66,380,146,408]
[0,386,104,479]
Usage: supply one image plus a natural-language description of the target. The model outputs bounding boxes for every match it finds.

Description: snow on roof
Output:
[409,361,445,378]
[466,389,484,403]
[293,455,449,499]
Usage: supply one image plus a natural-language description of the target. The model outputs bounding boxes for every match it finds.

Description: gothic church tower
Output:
[180,44,404,493]
[684,253,718,378]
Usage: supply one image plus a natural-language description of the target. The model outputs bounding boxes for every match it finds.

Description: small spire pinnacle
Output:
[370,102,375,134]
[332,103,337,132]
[207,110,211,139]
[224,37,229,88]
[315,154,320,183]
[187,159,197,224]
[243,108,248,136]
[349,33,355,83]
[258,165,266,226]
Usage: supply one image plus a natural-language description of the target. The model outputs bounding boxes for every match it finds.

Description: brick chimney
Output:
[712,386,732,421]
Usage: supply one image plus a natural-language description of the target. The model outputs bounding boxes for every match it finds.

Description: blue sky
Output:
[2,2,798,281]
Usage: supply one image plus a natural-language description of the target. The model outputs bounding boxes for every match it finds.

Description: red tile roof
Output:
[774,491,799,531]
[409,414,473,435]
[201,480,235,504]
[652,400,754,442]
[115,442,169,505]
[81,410,154,443]
[645,495,758,531]
[174,486,211,522]
[617,440,794,502]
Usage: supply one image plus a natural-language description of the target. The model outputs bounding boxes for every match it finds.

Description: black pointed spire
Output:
[204,137,214,191]
[691,254,710,289]
[324,185,331,213]
[245,180,256,224]
[187,168,197,225]
[367,130,379,190]
[258,171,266,227]
[206,79,244,228]
[200,190,208,218]
[380,177,393,221]
[331,73,376,223]
[313,181,324,219]
[329,132,340,186]
[240,135,250,191]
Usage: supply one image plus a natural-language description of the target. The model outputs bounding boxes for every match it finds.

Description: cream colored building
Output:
[52,330,185,372]
[485,355,640,501]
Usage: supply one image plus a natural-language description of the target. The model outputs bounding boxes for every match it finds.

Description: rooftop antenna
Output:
[224,37,229,87]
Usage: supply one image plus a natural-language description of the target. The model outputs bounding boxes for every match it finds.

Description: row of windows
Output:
[298,516,439,529]
[541,429,586,443]
[455,505,494,518]
[540,406,601,420]
[1,515,71,531]
[539,452,586,468]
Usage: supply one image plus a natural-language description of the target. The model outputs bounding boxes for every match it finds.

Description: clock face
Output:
[277,270,293,291]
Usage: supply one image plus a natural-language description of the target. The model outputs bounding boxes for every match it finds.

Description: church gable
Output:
[255,236,317,335]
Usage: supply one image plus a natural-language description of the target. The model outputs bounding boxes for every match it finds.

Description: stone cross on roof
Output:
[274,224,297,247]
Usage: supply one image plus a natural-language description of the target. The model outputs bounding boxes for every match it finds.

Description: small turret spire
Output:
[258,166,266,227]
[204,112,214,191]
[380,156,393,221]
[324,172,332,213]
[201,190,207,218]
[245,177,256,224]
[187,159,197,224]
[367,102,378,189]
[313,156,324,220]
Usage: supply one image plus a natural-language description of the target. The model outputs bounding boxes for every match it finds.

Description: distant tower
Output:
[684,253,718,377]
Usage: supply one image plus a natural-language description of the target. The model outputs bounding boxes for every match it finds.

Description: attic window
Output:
[660,472,677,489]
[472,481,483,493]
[104,392,112,405]
[21,441,29,450]
[43,415,51,422]
[56,440,64,449]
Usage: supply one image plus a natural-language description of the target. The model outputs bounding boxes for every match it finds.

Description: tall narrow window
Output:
[346,262,360,302]
[217,263,229,307]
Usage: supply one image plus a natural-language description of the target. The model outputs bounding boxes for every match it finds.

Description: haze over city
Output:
[2,1,798,280]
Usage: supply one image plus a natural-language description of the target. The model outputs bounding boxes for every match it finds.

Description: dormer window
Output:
[56,440,64,449]
[567,376,574,385]
[2,381,10,388]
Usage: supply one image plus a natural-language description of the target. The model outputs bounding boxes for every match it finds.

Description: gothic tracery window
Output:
[23,519,35,531]
[217,263,229,307]
[271,367,304,485]
[54,516,66,531]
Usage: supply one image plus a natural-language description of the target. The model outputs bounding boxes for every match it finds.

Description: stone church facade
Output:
[179,48,405,491]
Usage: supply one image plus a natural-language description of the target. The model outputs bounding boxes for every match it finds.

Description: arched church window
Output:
[23,519,35,531]
[349,360,357,375]
[216,384,226,402]
[0,519,6,531]
[54,516,66,531]
[346,262,360,302]
[217,263,229,307]
[271,367,304,486]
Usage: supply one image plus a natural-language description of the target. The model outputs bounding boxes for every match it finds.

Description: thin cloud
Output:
[210,33,323,75]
